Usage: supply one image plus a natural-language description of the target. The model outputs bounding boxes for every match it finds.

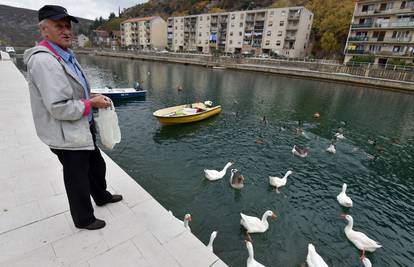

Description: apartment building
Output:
[120,16,167,50]
[167,7,313,58]
[344,0,414,64]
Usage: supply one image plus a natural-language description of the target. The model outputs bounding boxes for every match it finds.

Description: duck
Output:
[176,85,183,91]
[240,210,277,233]
[335,132,345,140]
[245,240,265,267]
[342,214,382,258]
[204,161,233,181]
[361,255,372,267]
[230,169,245,190]
[306,243,329,267]
[292,145,308,158]
[269,170,293,191]
[326,143,336,154]
[206,231,218,252]
[169,211,192,232]
[314,112,320,118]
[337,183,353,208]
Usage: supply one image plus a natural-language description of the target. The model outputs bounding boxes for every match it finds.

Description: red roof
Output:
[121,16,157,24]
[93,30,109,38]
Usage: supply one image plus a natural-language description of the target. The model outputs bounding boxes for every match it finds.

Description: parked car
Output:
[5,46,15,54]
[258,53,269,59]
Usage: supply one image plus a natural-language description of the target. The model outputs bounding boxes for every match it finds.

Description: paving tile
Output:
[210,259,229,267]
[88,240,150,267]
[0,213,73,263]
[3,244,62,267]
[38,193,69,217]
[100,211,146,248]
[52,228,109,266]
[131,198,186,244]
[108,178,153,208]
[0,201,43,234]
[164,230,221,267]
[132,230,181,267]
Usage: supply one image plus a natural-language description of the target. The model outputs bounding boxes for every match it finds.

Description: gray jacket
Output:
[23,45,94,150]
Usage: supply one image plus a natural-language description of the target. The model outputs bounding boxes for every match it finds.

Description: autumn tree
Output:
[306,0,356,58]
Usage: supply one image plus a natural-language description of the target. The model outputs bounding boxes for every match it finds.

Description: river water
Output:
[18,54,414,266]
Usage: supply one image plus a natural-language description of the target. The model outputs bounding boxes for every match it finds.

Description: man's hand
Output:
[90,95,112,108]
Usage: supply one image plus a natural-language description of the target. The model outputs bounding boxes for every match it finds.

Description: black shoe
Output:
[96,194,123,206]
[83,219,106,230]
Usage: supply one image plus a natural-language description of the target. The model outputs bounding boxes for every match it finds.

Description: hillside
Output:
[121,0,356,58]
[0,5,92,47]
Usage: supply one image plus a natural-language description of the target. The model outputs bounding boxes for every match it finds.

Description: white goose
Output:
[361,256,372,267]
[337,183,353,208]
[335,132,345,140]
[240,210,277,233]
[306,243,328,267]
[292,145,308,158]
[169,211,192,232]
[245,240,266,267]
[206,231,218,252]
[269,170,293,190]
[342,215,382,258]
[326,143,336,154]
[204,161,233,181]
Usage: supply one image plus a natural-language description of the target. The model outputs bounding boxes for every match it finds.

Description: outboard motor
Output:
[204,100,213,107]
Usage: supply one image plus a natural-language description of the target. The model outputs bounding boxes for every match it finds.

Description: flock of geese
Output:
[170,118,382,266]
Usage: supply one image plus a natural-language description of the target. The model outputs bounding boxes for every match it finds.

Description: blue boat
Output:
[91,87,147,100]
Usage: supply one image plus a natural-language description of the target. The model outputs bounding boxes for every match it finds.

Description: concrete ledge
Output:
[0,60,227,267]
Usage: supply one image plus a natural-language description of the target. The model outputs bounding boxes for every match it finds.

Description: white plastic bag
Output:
[94,102,121,149]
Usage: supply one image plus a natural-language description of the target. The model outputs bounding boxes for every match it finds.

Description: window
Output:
[231,23,235,27]
[267,31,271,36]
[276,40,281,46]
[270,11,274,17]
[393,46,402,52]
[265,40,270,45]
[181,18,183,22]
[207,16,210,20]
[240,22,243,27]
[277,31,282,36]
[239,32,243,36]
[232,14,236,20]
[200,17,203,21]
[281,11,285,16]
[280,21,285,26]
[199,33,202,37]
[241,14,244,19]
[205,40,208,44]
[229,40,233,44]
[268,21,273,27]
[230,32,233,36]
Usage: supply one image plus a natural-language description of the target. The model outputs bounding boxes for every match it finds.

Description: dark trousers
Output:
[51,123,112,228]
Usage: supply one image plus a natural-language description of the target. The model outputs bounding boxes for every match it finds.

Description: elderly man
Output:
[23,5,122,230]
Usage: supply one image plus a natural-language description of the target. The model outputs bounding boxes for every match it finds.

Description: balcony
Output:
[285,35,296,41]
[390,21,414,27]
[286,24,299,30]
[288,14,300,20]
[346,49,366,54]
[349,36,412,43]
[351,22,373,28]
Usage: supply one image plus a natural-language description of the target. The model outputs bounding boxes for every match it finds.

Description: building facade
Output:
[120,16,167,50]
[344,0,414,64]
[167,7,313,58]
[76,34,89,48]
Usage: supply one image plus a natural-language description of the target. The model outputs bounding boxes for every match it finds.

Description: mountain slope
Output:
[0,5,92,47]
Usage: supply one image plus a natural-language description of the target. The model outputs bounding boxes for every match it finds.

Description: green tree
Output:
[109,12,116,19]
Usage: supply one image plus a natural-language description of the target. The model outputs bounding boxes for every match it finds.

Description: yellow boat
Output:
[153,102,221,125]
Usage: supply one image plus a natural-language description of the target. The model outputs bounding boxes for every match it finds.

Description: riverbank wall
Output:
[75,50,414,93]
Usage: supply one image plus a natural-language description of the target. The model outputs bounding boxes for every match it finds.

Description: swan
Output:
[245,240,266,267]
[292,145,308,158]
[335,132,345,140]
[306,243,328,267]
[269,170,293,190]
[204,161,233,181]
[342,215,382,258]
[206,231,217,252]
[230,169,245,189]
[240,210,277,233]
[169,211,192,232]
[326,143,336,154]
[337,183,353,207]
[361,256,372,267]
